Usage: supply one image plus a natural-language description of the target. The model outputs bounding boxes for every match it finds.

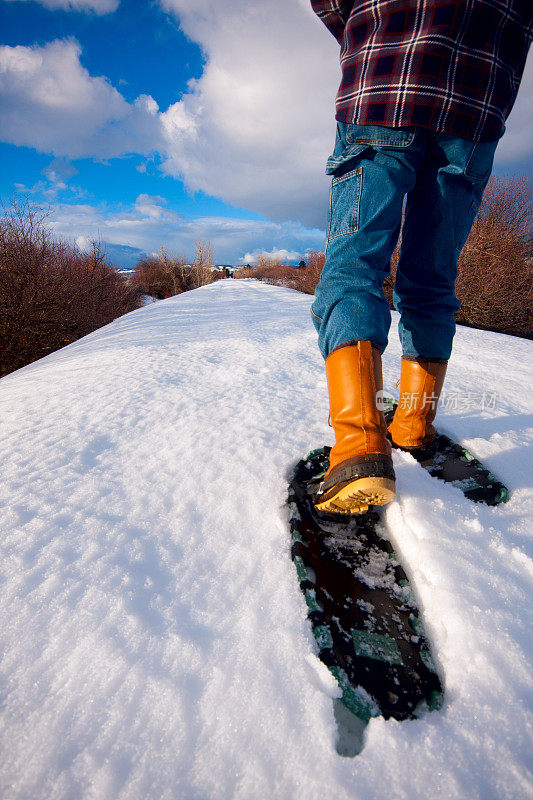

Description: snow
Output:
[0,279,532,800]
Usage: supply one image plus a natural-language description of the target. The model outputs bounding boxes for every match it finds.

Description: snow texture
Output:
[0,280,532,800]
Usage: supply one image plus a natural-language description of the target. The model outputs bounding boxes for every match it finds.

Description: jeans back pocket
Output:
[327,166,363,241]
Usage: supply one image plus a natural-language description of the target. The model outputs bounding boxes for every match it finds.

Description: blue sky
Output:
[1,0,531,267]
[0,0,279,265]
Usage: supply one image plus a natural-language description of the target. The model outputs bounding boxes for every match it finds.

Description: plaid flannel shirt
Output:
[312,0,532,141]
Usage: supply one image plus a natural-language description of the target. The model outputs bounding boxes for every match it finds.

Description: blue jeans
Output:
[311,122,498,361]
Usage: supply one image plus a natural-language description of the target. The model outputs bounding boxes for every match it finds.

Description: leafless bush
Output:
[455,176,532,338]
[0,197,140,378]
[243,263,301,289]
[233,265,255,279]
[129,254,169,299]
[383,176,532,339]
[130,240,218,298]
[383,237,400,308]
[234,254,286,281]
[292,250,326,294]
[194,239,214,271]
[257,253,283,270]
[234,252,326,294]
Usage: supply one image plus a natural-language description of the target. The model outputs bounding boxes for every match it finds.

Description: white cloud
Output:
[45,195,325,265]
[12,158,86,200]
[134,194,168,219]
[240,247,304,265]
[42,158,78,184]
[0,39,162,158]
[75,234,91,252]
[3,0,119,13]
[158,0,339,228]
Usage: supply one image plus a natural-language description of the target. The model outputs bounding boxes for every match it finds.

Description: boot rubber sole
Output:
[315,477,396,515]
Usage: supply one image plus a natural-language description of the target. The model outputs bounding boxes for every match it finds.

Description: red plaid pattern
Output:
[312,0,532,141]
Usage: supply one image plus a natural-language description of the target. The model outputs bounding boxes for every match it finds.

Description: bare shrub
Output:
[382,176,532,339]
[247,263,302,289]
[292,250,326,294]
[130,241,218,298]
[233,266,255,279]
[129,254,170,299]
[257,253,283,270]
[234,252,326,293]
[234,254,286,280]
[383,237,400,308]
[194,239,214,271]
[455,176,532,338]
[0,197,141,378]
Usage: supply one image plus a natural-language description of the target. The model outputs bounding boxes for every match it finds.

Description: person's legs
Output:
[394,134,499,361]
[312,123,428,513]
[389,134,498,449]
[312,123,428,359]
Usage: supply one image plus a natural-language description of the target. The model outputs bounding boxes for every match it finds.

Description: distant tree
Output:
[194,239,214,271]
[130,241,217,298]
[257,253,283,270]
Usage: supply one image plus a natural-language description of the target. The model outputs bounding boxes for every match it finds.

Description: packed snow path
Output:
[0,280,532,800]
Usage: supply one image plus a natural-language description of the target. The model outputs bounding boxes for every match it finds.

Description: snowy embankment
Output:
[0,280,532,800]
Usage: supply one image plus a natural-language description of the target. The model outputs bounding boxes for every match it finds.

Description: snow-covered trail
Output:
[0,280,532,800]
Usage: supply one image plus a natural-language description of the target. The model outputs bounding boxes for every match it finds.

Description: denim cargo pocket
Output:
[327,166,363,241]
[465,139,498,182]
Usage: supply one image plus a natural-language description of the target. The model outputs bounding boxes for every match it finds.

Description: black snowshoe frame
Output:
[288,448,443,723]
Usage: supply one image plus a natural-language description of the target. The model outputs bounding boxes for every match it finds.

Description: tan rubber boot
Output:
[315,341,396,514]
[388,358,447,448]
